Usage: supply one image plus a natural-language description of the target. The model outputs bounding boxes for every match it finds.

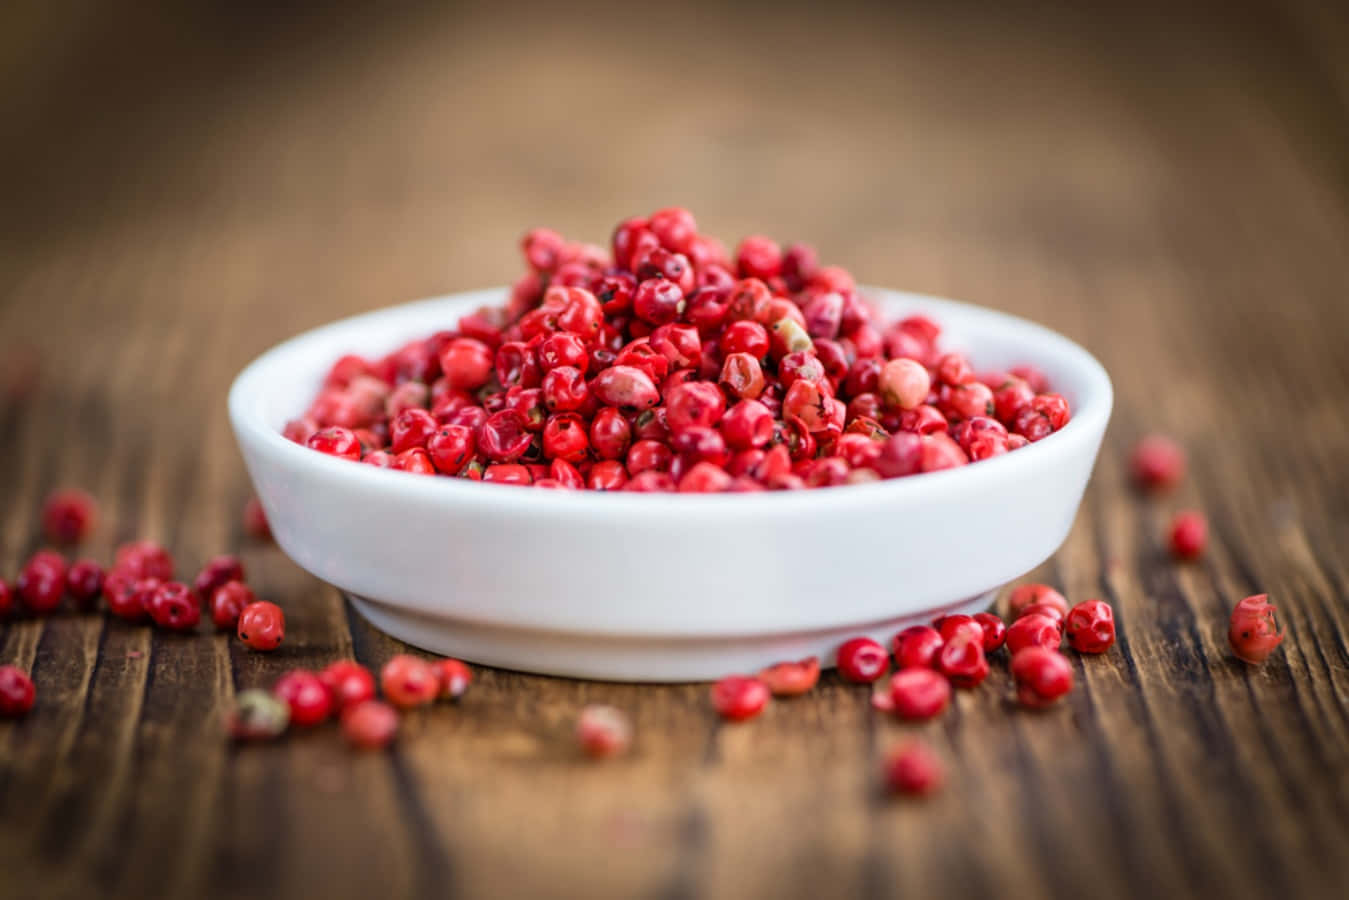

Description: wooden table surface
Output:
[2,1,1347,898]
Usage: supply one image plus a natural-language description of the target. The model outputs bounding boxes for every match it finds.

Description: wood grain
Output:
[1,1,1347,898]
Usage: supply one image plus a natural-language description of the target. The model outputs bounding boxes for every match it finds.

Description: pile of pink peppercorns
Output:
[288,208,1074,492]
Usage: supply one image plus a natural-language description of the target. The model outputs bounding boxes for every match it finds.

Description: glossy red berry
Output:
[711,675,770,721]
[342,700,399,750]
[1228,594,1285,664]
[882,742,944,796]
[273,670,333,727]
[937,638,989,688]
[934,614,985,646]
[17,551,66,614]
[972,612,1007,651]
[104,573,148,622]
[226,689,290,741]
[237,601,285,651]
[193,554,245,601]
[439,337,494,390]
[319,660,377,711]
[434,659,472,700]
[380,654,439,708]
[210,581,256,630]
[1010,647,1074,708]
[1006,614,1063,655]
[0,665,36,717]
[1065,600,1115,654]
[1005,583,1068,621]
[66,558,107,609]
[0,579,12,620]
[757,657,821,697]
[836,637,889,683]
[42,488,97,544]
[893,625,944,669]
[886,668,951,720]
[146,581,201,631]
[576,704,632,759]
[307,426,362,461]
[243,497,271,540]
[1131,434,1185,491]
[1169,510,1208,560]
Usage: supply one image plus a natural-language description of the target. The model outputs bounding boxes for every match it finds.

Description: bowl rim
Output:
[228,286,1113,518]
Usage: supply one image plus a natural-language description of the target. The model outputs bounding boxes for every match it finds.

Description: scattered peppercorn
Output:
[41,489,97,544]
[836,637,890,683]
[273,670,333,727]
[380,654,439,708]
[227,689,290,740]
[887,668,951,720]
[1065,600,1116,654]
[576,704,633,758]
[0,665,36,717]
[237,601,285,651]
[1010,647,1074,708]
[1228,594,1285,664]
[882,742,944,796]
[1130,434,1186,491]
[711,675,770,721]
[757,657,821,696]
[1169,510,1208,560]
[341,700,399,750]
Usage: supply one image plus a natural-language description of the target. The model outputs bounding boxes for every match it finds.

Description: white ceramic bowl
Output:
[229,288,1111,681]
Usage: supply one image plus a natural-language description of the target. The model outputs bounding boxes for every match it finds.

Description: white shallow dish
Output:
[229,287,1112,681]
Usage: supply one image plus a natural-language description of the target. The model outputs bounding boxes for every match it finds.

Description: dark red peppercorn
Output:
[0,578,12,620]
[210,581,256,630]
[17,551,66,615]
[146,581,201,632]
[0,666,37,717]
[41,488,97,544]
[1169,510,1208,560]
[193,555,245,601]
[972,612,1007,651]
[1006,583,1068,621]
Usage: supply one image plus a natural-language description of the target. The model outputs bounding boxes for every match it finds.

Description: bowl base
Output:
[346,590,998,682]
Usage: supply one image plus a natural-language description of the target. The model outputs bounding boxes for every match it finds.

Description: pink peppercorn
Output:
[1169,510,1208,560]
[434,659,472,700]
[104,573,148,622]
[41,488,97,544]
[210,581,256,630]
[17,551,66,615]
[1006,614,1063,655]
[887,668,951,720]
[193,555,245,602]
[878,358,931,410]
[307,426,362,461]
[319,660,377,711]
[1228,594,1285,664]
[1010,647,1074,709]
[380,655,439,709]
[237,601,285,651]
[937,638,989,688]
[342,700,399,750]
[146,581,201,632]
[1006,583,1068,621]
[882,743,944,796]
[757,657,821,696]
[65,560,105,611]
[1065,600,1116,654]
[576,704,632,759]
[0,578,12,620]
[836,637,889,683]
[934,614,985,646]
[893,625,944,669]
[0,665,36,717]
[273,670,333,727]
[972,612,1007,651]
[1131,434,1186,491]
[711,675,770,721]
